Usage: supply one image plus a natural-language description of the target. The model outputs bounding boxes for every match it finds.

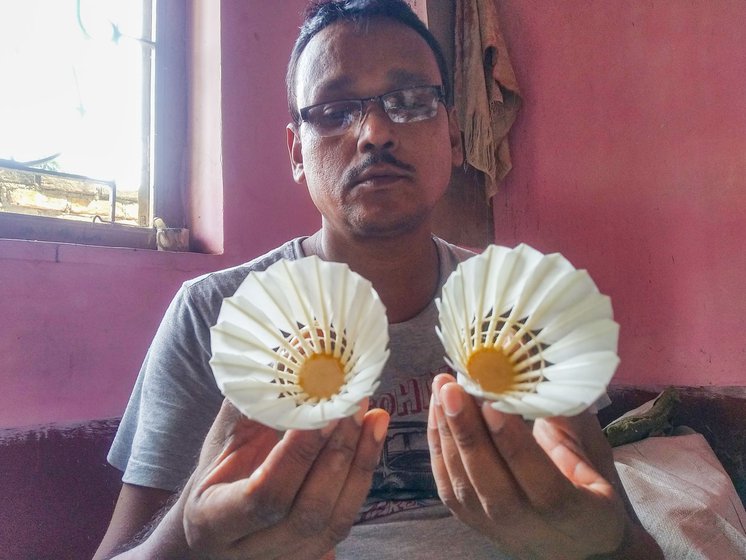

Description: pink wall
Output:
[1,1,744,429]
[492,1,746,387]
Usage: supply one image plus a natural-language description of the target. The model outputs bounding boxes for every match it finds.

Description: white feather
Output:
[437,243,619,419]
[210,256,389,430]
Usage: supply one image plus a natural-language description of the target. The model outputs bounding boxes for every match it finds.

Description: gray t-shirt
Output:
[109,236,510,557]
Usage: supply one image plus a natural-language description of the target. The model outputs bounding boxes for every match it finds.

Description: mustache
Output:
[344,152,415,185]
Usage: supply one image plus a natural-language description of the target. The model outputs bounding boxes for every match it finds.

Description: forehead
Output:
[295,17,442,107]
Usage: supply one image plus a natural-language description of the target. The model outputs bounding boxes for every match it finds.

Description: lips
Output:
[351,165,412,188]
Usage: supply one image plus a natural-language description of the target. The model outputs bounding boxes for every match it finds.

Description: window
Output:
[0,0,187,249]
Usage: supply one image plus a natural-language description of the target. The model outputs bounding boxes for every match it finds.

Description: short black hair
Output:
[287,0,452,125]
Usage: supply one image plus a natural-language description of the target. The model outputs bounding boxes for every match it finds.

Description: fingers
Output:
[286,408,390,559]
[226,407,389,559]
[427,390,452,499]
[187,399,389,558]
[428,389,492,535]
[248,400,383,530]
[198,426,279,489]
[185,402,283,549]
[432,375,526,504]
[222,420,353,540]
[429,375,631,558]
[480,403,579,513]
[431,374,591,515]
[197,399,260,469]
[187,400,353,548]
[532,417,612,495]
[286,406,374,537]
[326,408,389,523]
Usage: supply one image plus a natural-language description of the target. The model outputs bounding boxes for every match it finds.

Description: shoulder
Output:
[179,238,305,311]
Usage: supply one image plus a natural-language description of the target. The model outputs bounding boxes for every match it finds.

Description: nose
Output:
[356,100,398,153]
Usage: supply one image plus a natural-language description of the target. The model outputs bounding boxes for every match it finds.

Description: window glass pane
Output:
[0,0,153,225]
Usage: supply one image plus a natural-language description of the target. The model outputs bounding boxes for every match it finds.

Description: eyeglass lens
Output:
[301,86,442,137]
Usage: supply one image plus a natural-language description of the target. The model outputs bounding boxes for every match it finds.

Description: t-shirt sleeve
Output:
[107,281,224,491]
[108,240,302,491]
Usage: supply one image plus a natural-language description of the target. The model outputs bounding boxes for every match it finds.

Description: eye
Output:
[383,88,437,122]
[312,101,359,128]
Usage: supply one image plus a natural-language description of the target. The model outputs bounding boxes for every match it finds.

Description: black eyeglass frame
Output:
[298,85,446,136]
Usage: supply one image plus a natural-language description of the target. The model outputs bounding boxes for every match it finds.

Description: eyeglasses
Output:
[298,85,445,137]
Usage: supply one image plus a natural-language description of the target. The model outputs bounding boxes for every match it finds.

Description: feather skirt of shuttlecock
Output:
[209,256,390,430]
[436,243,619,419]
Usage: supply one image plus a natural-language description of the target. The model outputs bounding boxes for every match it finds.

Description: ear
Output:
[447,107,464,167]
[286,123,306,183]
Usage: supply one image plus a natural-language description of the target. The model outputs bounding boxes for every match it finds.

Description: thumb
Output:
[533,418,608,491]
[196,399,280,488]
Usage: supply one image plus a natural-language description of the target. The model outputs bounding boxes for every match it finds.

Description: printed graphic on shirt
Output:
[359,366,451,522]
[369,420,435,501]
[370,371,436,418]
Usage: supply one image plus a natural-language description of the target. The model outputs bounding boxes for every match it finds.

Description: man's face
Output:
[287,17,463,239]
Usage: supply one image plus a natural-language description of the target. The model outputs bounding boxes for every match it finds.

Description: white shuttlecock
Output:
[209,256,390,430]
[436,243,619,419]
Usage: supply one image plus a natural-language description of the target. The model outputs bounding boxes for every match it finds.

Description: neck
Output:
[302,227,440,323]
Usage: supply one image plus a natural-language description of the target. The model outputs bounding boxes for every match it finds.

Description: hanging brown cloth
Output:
[454,0,522,198]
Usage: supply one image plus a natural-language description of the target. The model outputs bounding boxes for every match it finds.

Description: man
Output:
[95,1,663,558]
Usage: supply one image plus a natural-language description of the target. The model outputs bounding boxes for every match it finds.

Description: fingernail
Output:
[431,373,453,406]
[441,385,463,417]
[353,405,366,426]
[482,402,505,432]
[372,414,389,443]
[320,419,339,438]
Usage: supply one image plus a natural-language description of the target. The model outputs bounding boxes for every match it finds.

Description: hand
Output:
[427,374,658,560]
[139,398,389,560]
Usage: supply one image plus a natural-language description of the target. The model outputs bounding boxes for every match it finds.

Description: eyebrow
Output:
[307,77,355,105]
[307,69,438,106]
[385,68,436,87]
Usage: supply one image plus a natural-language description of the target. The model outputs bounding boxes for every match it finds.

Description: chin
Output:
[350,211,428,239]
